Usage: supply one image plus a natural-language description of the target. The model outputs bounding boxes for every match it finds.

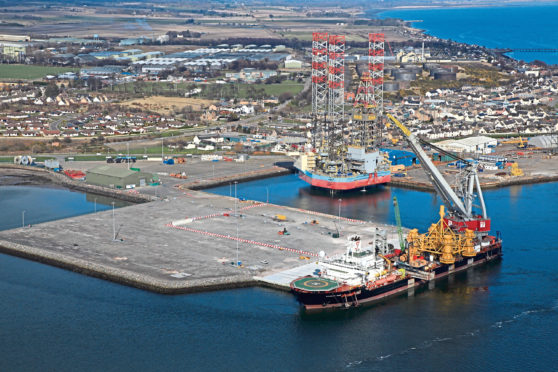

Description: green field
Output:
[0,64,79,80]
[109,80,304,100]
[129,145,214,155]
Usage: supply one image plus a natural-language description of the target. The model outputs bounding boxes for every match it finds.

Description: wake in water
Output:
[344,301,558,370]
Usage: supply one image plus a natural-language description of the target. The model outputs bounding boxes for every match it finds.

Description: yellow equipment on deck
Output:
[404,205,478,265]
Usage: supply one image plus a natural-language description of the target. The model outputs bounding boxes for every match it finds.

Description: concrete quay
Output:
[388,152,558,192]
[0,189,399,294]
[0,164,155,203]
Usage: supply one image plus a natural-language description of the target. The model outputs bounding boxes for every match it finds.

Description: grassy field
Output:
[129,145,213,155]
[65,155,107,161]
[110,80,304,101]
[0,64,79,80]
[120,96,215,115]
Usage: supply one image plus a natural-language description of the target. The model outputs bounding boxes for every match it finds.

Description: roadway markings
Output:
[166,223,318,257]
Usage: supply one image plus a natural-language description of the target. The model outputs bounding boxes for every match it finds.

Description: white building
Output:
[436,136,498,154]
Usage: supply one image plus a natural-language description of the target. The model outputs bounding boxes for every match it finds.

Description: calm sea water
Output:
[378,4,558,65]
[0,186,130,230]
[1,178,558,371]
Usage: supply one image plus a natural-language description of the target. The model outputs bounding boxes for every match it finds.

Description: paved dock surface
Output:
[0,189,399,293]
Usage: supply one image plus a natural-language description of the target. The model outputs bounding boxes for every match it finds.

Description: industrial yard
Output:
[58,154,293,197]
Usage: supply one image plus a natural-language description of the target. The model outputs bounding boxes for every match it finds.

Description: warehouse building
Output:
[381,148,420,167]
[86,166,153,189]
[436,136,498,154]
[528,135,558,149]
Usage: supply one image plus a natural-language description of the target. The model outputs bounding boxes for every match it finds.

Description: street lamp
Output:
[94,197,97,213]
[22,210,25,228]
[229,182,232,197]
[111,202,116,240]
[236,218,240,267]
[338,198,342,221]
[234,181,238,217]
[233,181,240,267]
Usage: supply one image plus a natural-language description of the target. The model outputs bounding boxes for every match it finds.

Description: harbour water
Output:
[377,4,558,65]
[1,178,558,371]
[0,185,130,230]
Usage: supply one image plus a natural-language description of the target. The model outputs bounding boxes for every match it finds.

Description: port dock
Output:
[0,189,399,294]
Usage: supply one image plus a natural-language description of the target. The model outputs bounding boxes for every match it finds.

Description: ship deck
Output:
[291,276,340,291]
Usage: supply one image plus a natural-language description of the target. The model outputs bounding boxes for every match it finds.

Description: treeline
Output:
[229,60,280,72]
[165,30,202,39]
[352,18,406,26]
[305,11,352,18]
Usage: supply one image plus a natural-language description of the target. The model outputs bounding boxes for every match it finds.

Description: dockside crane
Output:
[386,113,491,235]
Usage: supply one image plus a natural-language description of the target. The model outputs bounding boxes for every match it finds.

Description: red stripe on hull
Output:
[304,279,415,310]
[299,173,391,191]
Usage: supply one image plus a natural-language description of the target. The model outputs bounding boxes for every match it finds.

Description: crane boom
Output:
[386,113,470,219]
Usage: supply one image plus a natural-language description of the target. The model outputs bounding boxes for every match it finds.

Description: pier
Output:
[0,188,399,294]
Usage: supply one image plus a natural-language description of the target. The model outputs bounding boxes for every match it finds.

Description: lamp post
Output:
[234,181,239,266]
[236,219,239,267]
[229,182,232,197]
[338,198,342,221]
[22,210,25,228]
[94,197,97,213]
[234,181,238,217]
[112,202,116,240]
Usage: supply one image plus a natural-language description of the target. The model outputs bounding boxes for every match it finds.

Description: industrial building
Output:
[381,148,420,167]
[0,42,27,61]
[436,136,498,154]
[86,166,153,189]
[528,135,558,149]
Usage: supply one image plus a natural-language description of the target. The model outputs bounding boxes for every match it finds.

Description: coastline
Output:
[0,165,556,296]
[374,3,558,65]
[385,1,558,11]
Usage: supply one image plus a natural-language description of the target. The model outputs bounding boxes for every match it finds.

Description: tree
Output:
[44,83,59,98]
[278,92,293,103]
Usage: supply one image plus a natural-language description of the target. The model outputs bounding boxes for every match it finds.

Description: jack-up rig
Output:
[290,113,502,310]
[294,33,391,191]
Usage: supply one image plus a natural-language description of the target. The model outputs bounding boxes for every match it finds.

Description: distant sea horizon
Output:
[376,4,558,65]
